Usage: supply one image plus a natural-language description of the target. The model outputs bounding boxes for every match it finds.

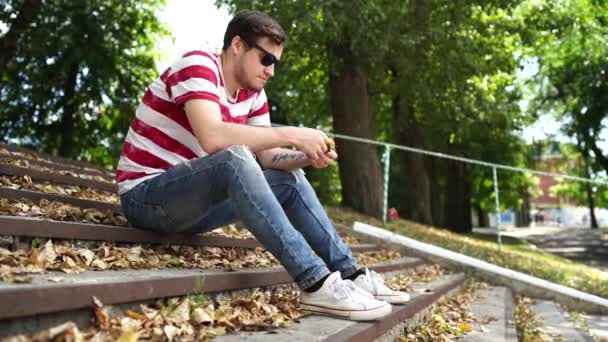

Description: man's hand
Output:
[288,127,332,162]
[309,149,338,169]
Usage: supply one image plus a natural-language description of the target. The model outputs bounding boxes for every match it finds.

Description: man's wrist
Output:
[276,126,296,147]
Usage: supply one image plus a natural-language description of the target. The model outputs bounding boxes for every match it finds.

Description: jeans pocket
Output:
[124,197,175,233]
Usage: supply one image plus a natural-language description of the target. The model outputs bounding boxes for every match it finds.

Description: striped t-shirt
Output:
[115,50,271,195]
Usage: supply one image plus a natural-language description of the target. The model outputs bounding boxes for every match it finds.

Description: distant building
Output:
[527,151,602,227]
[529,154,577,209]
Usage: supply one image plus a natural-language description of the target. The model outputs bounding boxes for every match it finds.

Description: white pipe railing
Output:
[272,123,607,249]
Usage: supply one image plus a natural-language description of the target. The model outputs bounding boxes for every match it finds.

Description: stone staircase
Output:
[0,143,602,341]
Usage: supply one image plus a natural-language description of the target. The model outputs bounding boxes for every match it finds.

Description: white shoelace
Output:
[331,278,364,303]
[366,269,387,294]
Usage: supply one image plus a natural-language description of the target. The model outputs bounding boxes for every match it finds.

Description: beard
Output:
[235,63,263,92]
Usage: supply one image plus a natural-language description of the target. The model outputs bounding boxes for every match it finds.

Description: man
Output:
[117,10,409,321]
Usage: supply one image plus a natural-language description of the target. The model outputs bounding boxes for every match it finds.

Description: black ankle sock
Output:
[344,268,366,281]
[304,274,331,293]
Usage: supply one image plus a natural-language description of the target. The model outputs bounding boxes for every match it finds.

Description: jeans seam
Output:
[228,159,311,277]
[299,268,332,290]
[290,183,359,271]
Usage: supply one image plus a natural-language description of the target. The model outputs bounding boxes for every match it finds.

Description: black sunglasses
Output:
[247,41,280,68]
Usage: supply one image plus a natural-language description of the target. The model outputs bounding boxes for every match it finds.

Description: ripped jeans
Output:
[120,145,359,289]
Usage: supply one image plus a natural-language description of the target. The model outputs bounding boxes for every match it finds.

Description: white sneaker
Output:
[353,268,411,304]
[300,271,392,321]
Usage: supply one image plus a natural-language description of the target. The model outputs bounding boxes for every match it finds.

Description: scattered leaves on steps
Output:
[514,296,551,342]
[0,239,279,283]
[0,195,253,240]
[0,198,127,226]
[1,175,119,203]
[205,225,254,239]
[8,286,304,342]
[0,157,113,184]
[400,281,488,342]
[10,262,450,341]
[0,147,113,178]
[385,265,446,291]
[355,249,402,265]
[338,233,361,245]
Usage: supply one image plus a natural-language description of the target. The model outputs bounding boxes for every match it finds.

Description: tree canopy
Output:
[1,0,606,231]
[0,0,168,165]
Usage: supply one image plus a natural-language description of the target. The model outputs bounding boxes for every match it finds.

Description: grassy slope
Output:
[326,206,608,299]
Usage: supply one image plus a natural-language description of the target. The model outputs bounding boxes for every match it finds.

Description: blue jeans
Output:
[120,145,359,289]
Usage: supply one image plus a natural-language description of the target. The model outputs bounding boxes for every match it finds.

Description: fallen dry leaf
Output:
[93,296,104,308]
[480,315,498,324]
[163,324,180,340]
[168,298,191,324]
[116,330,138,342]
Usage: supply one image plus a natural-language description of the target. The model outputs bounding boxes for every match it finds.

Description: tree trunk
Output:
[393,99,433,225]
[329,45,383,219]
[445,158,472,233]
[427,158,443,227]
[0,0,43,75]
[475,203,488,227]
[517,197,530,227]
[384,0,433,224]
[581,151,599,229]
[584,182,598,229]
[588,140,608,176]
[58,62,79,157]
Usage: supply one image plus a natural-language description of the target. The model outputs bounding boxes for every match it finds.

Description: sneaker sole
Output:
[376,295,411,304]
[300,302,392,321]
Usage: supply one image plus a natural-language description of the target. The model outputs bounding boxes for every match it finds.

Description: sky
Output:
[157,0,232,72]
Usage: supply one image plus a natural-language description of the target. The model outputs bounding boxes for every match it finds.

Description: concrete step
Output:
[531,300,594,342]
[214,273,466,342]
[577,314,608,341]
[0,257,425,337]
[461,286,517,342]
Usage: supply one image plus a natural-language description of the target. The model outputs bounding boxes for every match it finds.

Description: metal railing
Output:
[273,124,608,250]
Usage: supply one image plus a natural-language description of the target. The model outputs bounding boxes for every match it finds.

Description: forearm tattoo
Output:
[271,152,306,164]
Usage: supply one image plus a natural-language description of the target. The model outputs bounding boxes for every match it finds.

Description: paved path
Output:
[473,226,608,272]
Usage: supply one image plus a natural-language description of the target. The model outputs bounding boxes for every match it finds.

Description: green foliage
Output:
[549,143,608,207]
[0,0,169,166]
[30,238,42,249]
[216,1,535,217]
[522,0,608,175]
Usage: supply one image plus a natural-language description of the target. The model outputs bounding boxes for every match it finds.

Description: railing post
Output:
[382,145,391,224]
[493,167,503,252]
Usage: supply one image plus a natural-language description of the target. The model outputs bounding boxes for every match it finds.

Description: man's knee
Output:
[226,145,254,160]
[266,168,307,187]
[225,145,261,170]
[289,168,307,184]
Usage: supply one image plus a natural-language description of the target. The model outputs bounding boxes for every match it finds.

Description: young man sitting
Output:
[117,10,409,321]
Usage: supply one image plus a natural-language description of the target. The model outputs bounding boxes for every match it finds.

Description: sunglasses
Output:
[247,41,280,68]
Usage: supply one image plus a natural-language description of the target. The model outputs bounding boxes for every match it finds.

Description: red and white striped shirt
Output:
[116,50,271,194]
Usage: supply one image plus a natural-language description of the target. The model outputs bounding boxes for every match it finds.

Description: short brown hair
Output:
[222,10,287,50]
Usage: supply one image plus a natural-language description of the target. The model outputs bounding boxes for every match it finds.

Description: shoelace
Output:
[345,279,373,299]
[366,268,387,294]
[331,278,365,303]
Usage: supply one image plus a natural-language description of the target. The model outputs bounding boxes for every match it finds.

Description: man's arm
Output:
[257,147,337,170]
[185,99,330,161]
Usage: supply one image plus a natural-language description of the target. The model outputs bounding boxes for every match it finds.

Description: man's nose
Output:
[264,64,275,77]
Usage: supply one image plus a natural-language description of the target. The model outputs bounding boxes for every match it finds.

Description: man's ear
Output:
[230,36,244,55]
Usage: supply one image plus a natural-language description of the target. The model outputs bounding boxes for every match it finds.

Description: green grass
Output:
[326,206,608,299]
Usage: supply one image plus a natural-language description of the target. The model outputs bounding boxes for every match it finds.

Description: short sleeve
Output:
[164,51,221,106]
